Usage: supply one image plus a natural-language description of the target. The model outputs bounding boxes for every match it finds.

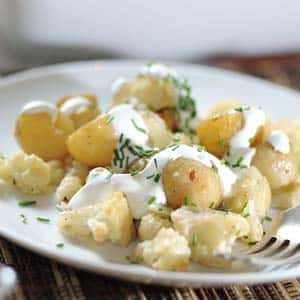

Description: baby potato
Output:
[252,144,298,190]
[197,112,243,157]
[15,111,74,161]
[157,108,178,132]
[67,115,117,167]
[113,77,177,111]
[140,110,172,149]
[206,101,242,118]
[162,157,223,209]
[57,94,100,129]
[197,112,264,157]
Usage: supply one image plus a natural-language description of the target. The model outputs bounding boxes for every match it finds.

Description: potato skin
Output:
[157,108,178,132]
[197,112,264,157]
[15,111,74,161]
[67,115,117,167]
[140,110,172,149]
[252,144,298,190]
[197,113,243,157]
[162,157,223,209]
[57,94,100,129]
[113,77,177,111]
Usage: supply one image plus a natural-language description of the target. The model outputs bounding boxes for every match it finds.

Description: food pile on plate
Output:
[1,63,300,271]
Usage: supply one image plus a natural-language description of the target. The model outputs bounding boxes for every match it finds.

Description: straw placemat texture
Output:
[2,55,300,300]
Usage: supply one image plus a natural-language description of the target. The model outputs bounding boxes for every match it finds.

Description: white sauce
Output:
[60,96,91,115]
[267,130,290,154]
[108,104,151,171]
[69,145,237,219]
[230,107,266,149]
[110,77,129,94]
[140,63,179,80]
[21,101,57,123]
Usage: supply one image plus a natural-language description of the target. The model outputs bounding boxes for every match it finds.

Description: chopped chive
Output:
[146,174,155,180]
[170,144,180,151]
[154,158,158,169]
[36,217,50,223]
[232,156,247,169]
[242,213,250,218]
[209,202,215,208]
[18,200,37,207]
[126,255,143,264]
[192,234,198,246]
[131,119,147,134]
[106,115,114,125]
[234,107,244,112]
[12,178,17,185]
[129,169,139,176]
[119,133,124,143]
[147,196,156,205]
[219,139,225,147]
[20,214,27,224]
[249,136,255,144]
[56,243,64,248]
[197,145,206,152]
[264,216,272,222]
[153,173,161,183]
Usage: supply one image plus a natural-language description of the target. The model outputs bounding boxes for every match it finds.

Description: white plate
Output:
[0,60,300,287]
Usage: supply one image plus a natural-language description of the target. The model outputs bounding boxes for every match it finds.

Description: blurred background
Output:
[0,0,300,87]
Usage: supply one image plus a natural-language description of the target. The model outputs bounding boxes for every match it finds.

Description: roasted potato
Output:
[157,108,178,132]
[67,115,117,167]
[113,77,177,111]
[206,101,242,118]
[57,94,100,129]
[140,110,172,149]
[162,157,223,209]
[15,111,74,161]
[197,112,264,158]
[252,144,298,190]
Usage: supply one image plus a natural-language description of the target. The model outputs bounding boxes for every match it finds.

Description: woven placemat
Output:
[3,55,300,300]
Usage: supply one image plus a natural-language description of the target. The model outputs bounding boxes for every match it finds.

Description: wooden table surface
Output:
[2,55,300,300]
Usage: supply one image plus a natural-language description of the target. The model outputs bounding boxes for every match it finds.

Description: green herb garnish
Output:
[20,214,27,224]
[210,160,218,173]
[129,169,139,176]
[248,241,258,246]
[126,255,143,264]
[232,156,247,169]
[36,217,50,223]
[56,243,64,248]
[219,139,225,147]
[18,200,37,207]
[147,196,156,205]
[106,115,114,125]
[209,202,215,208]
[131,119,147,134]
[192,234,198,246]
[12,178,17,185]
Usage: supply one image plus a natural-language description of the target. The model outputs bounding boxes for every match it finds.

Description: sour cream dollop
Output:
[21,101,57,123]
[60,96,91,115]
[68,145,237,219]
[267,130,290,154]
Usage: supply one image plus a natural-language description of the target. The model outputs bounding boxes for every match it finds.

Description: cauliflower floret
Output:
[138,213,172,241]
[56,175,83,203]
[0,151,51,194]
[56,159,88,203]
[58,192,135,245]
[224,167,271,242]
[171,207,249,268]
[48,160,65,185]
[135,228,190,271]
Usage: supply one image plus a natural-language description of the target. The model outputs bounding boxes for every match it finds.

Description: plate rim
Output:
[0,59,300,287]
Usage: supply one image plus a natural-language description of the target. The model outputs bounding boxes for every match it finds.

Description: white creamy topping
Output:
[69,145,237,219]
[60,96,91,115]
[140,63,179,80]
[230,107,266,149]
[110,77,129,94]
[21,101,57,123]
[108,104,151,171]
[267,130,290,154]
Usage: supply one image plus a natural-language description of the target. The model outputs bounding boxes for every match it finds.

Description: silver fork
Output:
[217,205,300,270]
